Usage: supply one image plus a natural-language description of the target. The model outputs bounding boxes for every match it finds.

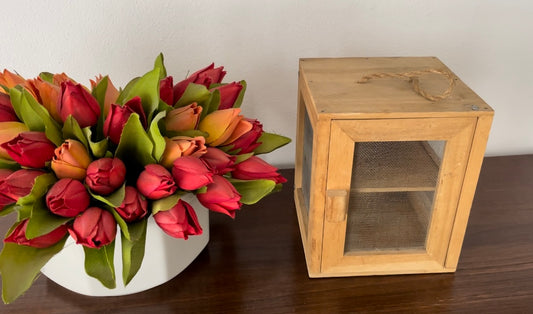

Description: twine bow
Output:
[357,69,456,102]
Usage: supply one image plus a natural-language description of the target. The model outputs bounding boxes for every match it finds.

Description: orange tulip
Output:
[51,139,92,180]
[198,108,242,146]
[0,122,29,159]
[160,136,207,168]
[0,70,26,93]
[90,75,119,117]
[29,78,62,122]
[165,103,202,132]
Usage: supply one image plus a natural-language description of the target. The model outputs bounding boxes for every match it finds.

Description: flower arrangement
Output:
[0,54,290,303]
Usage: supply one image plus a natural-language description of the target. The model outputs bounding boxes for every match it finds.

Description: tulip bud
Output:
[211,81,243,110]
[153,199,202,239]
[28,78,62,122]
[103,96,147,144]
[0,169,44,202]
[46,178,90,217]
[164,102,202,132]
[0,93,19,122]
[198,108,243,147]
[224,118,263,154]
[90,75,119,117]
[0,121,30,160]
[159,76,174,106]
[85,158,126,195]
[197,175,241,218]
[201,147,235,175]
[160,136,207,169]
[232,156,287,184]
[173,63,226,102]
[59,81,101,128]
[0,69,26,91]
[0,169,15,210]
[1,131,56,168]
[136,164,177,200]
[172,156,213,191]
[4,219,67,248]
[115,186,148,222]
[68,207,117,248]
[51,139,92,180]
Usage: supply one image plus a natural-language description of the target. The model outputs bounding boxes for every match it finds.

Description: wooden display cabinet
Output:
[294,57,493,277]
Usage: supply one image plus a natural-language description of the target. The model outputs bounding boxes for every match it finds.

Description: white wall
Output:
[1,0,532,167]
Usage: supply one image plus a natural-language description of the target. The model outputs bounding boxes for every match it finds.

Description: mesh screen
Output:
[345,141,444,253]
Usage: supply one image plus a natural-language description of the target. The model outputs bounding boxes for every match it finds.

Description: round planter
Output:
[40,195,209,296]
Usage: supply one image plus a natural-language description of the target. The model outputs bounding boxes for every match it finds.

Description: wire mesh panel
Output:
[345,141,444,253]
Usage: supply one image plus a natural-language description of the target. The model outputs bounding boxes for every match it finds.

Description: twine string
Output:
[357,69,456,102]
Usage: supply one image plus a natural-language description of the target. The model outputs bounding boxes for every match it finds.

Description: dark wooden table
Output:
[1,155,533,313]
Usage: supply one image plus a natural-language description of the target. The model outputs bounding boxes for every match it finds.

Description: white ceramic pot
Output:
[40,195,209,296]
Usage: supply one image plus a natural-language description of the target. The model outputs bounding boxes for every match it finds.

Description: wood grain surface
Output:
[1,155,532,313]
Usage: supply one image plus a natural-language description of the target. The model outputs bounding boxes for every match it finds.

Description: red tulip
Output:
[0,169,14,210]
[172,156,213,191]
[1,131,56,168]
[201,147,235,175]
[85,158,126,195]
[153,199,202,239]
[0,93,19,122]
[68,207,117,248]
[159,76,174,106]
[0,169,44,202]
[51,139,92,180]
[197,175,241,218]
[173,63,226,103]
[4,219,67,248]
[211,81,243,110]
[103,96,147,144]
[46,178,90,217]
[136,164,177,200]
[0,121,30,160]
[224,118,263,154]
[59,81,100,128]
[231,156,287,184]
[115,186,148,222]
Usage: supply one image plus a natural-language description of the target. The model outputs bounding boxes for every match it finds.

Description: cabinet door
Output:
[322,117,476,275]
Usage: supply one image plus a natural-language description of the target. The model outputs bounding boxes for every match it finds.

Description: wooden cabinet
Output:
[294,57,493,277]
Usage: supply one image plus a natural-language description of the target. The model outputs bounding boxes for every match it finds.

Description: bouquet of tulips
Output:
[0,54,290,303]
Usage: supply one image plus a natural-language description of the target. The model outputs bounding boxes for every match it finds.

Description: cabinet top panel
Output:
[299,57,493,118]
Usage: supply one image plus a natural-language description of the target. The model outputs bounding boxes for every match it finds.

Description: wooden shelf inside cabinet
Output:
[351,141,441,193]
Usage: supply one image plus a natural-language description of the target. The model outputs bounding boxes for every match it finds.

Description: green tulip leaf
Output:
[232,80,247,109]
[201,89,220,118]
[38,72,54,83]
[234,152,254,164]
[148,111,167,162]
[151,193,181,216]
[63,115,89,150]
[26,200,71,239]
[0,204,17,217]
[116,77,140,105]
[89,184,126,208]
[252,132,291,155]
[121,218,147,286]
[109,207,130,241]
[82,127,109,158]
[229,179,276,205]
[91,75,110,140]
[122,68,161,121]
[14,88,63,146]
[16,173,56,207]
[174,83,211,108]
[116,114,156,166]
[83,241,116,289]
[0,235,67,304]
[154,53,167,79]
[0,158,21,170]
